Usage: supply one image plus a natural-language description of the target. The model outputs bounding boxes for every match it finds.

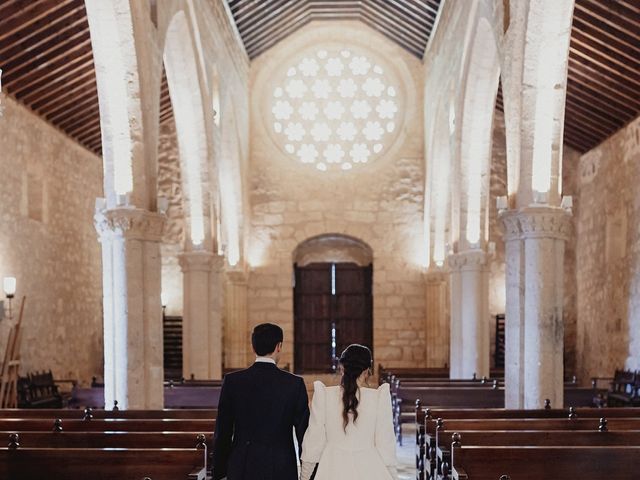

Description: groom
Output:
[213,323,310,480]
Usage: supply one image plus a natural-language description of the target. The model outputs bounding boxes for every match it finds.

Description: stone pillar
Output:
[425,271,449,367]
[501,207,571,409]
[501,211,525,408]
[95,207,165,409]
[448,250,490,379]
[179,251,224,380]
[224,270,249,369]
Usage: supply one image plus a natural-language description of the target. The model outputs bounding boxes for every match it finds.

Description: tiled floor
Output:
[397,424,416,479]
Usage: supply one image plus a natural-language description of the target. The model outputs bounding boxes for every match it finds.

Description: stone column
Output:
[424,271,449,367]
[501,207,571,409]
[501,211,526,408]
[448,250,490,379]
[179,251,224,380]
[224,270,249,369]
[95,207,165,409]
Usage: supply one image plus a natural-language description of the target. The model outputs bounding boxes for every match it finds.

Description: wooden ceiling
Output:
[0,0,637,157]
[496,0,640,153]
[0,0,173,157]
[226,0,442,59]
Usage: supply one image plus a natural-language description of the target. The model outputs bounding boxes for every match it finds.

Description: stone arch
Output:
[85,0,161,209]
[163,10,212,247]
[219,99,244,266]
[458,16,500,249]
[293,234,373,267]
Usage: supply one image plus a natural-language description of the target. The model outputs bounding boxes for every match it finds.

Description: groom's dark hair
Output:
[251,323,284,356]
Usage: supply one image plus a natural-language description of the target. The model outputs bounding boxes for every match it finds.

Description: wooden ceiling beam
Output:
[571,16,640,61]
[29,72,96,111]
[385,0,433,33]
[564,94,623,133]
[0,4,85,59]
[364,1,429,46]
[0,0,77,43]
[19,62,95,105]
[8,55,93,98]
[566,77,637,118]
[3,39,93,89]
[569,46,640,89]
[46,91,98,125]
[572,4,639,49]
[568,59,640,109]
[3,31,91,78]
[569,33,640,84]
[55,101,100,131]
[67,115,101,140]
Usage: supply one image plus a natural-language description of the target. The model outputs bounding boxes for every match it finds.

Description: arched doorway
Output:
[293,235,373,374]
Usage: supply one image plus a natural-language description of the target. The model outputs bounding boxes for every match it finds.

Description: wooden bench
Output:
[0,408,217,419]
[70,384,223,409]
[450,442,640,480]
[0,418,215,432]
[0,447,206,480]
[436,430,640,480]
[418,409,640,480]
[3,431,211,449]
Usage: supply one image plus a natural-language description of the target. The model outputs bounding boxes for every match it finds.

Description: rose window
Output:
[270,48,400,171]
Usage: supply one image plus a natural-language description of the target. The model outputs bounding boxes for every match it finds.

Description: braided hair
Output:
[339,344,373,431]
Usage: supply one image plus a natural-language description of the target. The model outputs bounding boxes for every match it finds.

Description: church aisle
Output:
[397,424,416,479]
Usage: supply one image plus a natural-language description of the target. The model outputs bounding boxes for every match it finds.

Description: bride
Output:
[299,344,398,480]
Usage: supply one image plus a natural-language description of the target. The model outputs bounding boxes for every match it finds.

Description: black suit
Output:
[213,362,310,480]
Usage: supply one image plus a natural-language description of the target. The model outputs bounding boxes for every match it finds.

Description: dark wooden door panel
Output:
[294,262,373,374]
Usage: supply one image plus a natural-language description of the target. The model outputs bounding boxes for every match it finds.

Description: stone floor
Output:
[397,424,416,479]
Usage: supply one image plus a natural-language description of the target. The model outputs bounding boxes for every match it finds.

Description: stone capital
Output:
[500,206,572,242]
[94,207,166,242]
[178,251,218,273]
[424,269,448,283]
[448,249,489,271]
[226,268,248,284]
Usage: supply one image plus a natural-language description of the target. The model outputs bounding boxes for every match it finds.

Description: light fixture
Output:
[161,292,168,309]
[496,195,508,213]
[158,196,169,215]
[3,277,16,299]
[3,276,16,321]
[561,195,573,213]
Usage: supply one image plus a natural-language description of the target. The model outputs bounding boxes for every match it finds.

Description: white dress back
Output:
[300,381,397,480]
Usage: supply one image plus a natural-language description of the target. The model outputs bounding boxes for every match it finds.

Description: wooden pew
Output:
[0,418,215,432]
[449,441,640,480]
[70,384,223,409]
[0,448,206,480]
[418,409,640,480]
[436,430,640,480]
[3,431,212,449]
[0,408,217,419]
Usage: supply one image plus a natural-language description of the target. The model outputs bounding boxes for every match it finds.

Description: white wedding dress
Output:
[299,381,398,480]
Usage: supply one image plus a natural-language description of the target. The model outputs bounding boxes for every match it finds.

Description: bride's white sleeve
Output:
[300,381,327,480]
[375,383,398,470]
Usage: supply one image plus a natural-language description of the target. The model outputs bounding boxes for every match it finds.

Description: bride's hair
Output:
[339,344,373,431]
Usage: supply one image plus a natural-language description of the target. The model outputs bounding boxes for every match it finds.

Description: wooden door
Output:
[294,262,373,374]
[294,264,333,374]
[334,263,373,358]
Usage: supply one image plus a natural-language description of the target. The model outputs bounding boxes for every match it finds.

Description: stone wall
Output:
[0,97,103,385]
[574,115,640,380]
[247,22,427,370]
[157,118,185,317]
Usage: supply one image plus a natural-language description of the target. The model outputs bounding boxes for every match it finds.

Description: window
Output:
[270,47,400,172]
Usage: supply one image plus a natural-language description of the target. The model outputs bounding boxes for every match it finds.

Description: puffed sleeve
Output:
[301,381,327,464]
[374,383,398,468]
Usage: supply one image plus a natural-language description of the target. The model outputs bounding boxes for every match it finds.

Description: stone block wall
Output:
[247,22,428,370]
[574,115,640,380]
[0,97,103,385]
